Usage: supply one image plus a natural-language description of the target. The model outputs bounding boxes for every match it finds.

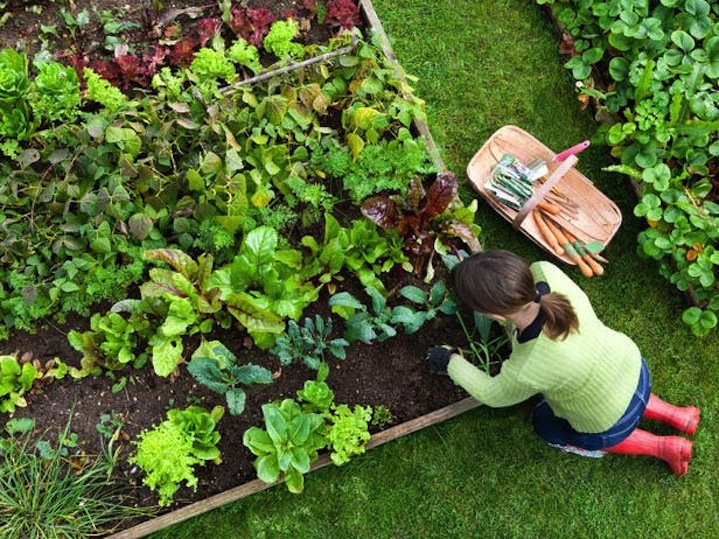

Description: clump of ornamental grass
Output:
[0,417,155,539]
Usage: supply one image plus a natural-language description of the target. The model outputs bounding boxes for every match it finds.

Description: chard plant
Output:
[361,172,481,279]
[187,339,274,416]
[208,225,321,349]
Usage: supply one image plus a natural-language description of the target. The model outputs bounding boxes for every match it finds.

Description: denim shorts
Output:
[531,358,651,451]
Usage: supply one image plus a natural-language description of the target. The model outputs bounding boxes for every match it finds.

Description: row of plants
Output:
[0,20,478,340]
[6,0,363,93]
[539,0,719,335]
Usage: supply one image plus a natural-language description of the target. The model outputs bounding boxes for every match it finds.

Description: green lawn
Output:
[149,1,719,537]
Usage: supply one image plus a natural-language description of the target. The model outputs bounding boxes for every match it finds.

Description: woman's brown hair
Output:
[451,250,578,340]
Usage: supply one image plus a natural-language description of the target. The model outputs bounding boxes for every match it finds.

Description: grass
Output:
[149,1,719,537]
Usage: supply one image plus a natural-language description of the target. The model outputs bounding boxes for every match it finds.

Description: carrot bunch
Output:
[531,204,606,278]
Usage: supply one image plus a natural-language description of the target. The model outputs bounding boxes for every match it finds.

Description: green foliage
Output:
[390,280,458,333]
[130,405,224,507]
[244,374,374,493]
[187,340,274,416]
[243,398,327,494]
[0,48,32,150]
[456,310,510,373]
[326,403,373,466]
[263,19,305,60]
[166,405,225,463]
[301,213,412,294]
[190,48,237,84]
[209,226,320,349]
[542,0,719,334]
[228,37,262,75]
[329,282,457,344]
[270,314,349,370]
[30,60,81,123]
[370,404,395,430]
[311,134,439,205]
[296,376,335,413]
[83,67,128,110]
[0,29,444,341]
[0,354,40,413]
[329,285,399,343]
[130,420,200,507]
[68,311,151,375]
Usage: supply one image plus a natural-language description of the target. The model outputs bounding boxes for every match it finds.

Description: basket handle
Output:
[513,155,578,228]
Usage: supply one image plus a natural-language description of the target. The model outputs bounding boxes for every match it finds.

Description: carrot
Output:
[565,231,604,276]
[532,209,564,256]
[536,200,562,215]
[544,218,594,278]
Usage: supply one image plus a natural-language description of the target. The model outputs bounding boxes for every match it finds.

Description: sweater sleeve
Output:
[446,353,539,407]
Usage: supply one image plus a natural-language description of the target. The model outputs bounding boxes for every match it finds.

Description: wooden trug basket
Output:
[466,125,622,265]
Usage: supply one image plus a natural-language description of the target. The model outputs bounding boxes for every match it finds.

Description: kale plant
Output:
[270,314,349,371]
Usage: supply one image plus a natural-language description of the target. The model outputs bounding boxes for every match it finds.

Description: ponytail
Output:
[536,292,578,340]
[452,250,578,341]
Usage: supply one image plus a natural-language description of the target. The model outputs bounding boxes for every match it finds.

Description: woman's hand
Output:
[426,345,459,374]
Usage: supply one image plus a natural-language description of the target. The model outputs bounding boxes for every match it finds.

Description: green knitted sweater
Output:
[447,261,642,433]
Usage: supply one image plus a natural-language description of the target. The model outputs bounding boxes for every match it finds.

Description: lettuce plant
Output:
[243,398,326,494]
[30,60,81,123]
[263,19,304,61]
[325,403,372,466]
[130,405,224,506]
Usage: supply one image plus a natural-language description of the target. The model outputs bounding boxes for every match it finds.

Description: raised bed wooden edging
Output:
[104,2,475,537]
[107,397,481,539]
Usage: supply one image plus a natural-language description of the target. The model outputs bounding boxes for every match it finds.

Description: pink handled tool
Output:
[553,140,590,162]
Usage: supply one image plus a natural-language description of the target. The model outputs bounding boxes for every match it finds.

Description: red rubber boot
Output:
[643,394,701,436]
[606,429,692,477]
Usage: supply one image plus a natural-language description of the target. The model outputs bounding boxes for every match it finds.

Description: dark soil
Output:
[0,0,488,525]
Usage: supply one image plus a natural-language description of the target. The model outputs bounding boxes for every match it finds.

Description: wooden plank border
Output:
[107,397,481,539]
[106,3,465,536]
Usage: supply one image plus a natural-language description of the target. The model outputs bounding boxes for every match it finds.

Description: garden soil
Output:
[0,0,477,520]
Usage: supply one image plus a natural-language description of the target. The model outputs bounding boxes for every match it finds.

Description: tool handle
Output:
[554,140,590,162]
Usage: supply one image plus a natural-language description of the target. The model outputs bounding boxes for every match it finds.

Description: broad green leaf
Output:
[150,337,182,377]
[243,427,275,455]
[225,388,246,416]
[263,402,289,444]
[398,285,428,304]
[255,454,280,483]
[144,249,199,281]
[284,464,304,493]
[235,363,273,385]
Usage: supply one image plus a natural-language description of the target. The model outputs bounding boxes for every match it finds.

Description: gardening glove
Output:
[426,345,459,374]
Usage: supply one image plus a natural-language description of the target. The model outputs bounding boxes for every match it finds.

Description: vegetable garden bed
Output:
[0,1,494,537]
